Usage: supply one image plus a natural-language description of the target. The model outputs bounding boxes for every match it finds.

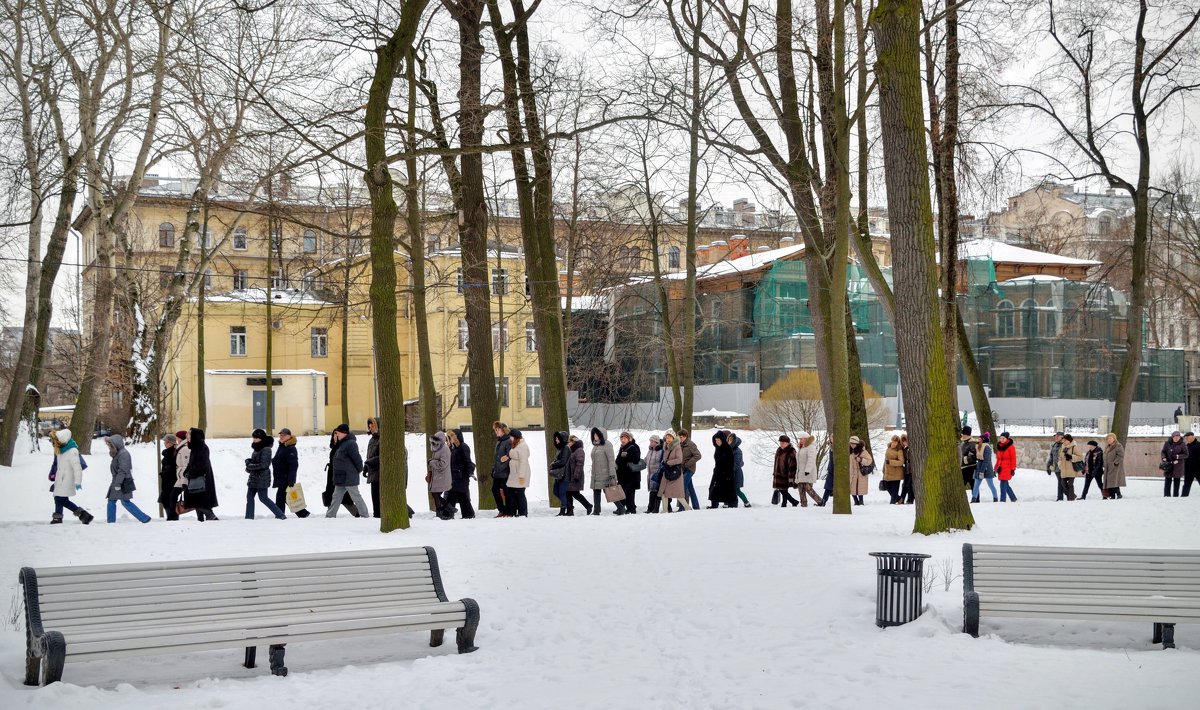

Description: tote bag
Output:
[285,482,307,512]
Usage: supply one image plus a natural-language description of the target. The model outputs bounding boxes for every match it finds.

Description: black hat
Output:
[961,426,972,435]
[1054,431,1065,436]
[1087,440,1098,447]
[334,423,350,434]
[999,431,1010,439]
[509,428,523,439]
[778,435,791,443]
[278,428,292,436]
[252,428,267,440]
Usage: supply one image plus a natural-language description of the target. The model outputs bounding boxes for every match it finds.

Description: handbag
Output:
[186,475,206,493]
[175,500,194,516]
[285,482,307,512]
[630,459,647,472]
[878,479,887,491]
[603,483,626,503]
[860,462,876,475]
[663,464,682,481]
[1071,459,1085,474]
[1158,460,1174,473]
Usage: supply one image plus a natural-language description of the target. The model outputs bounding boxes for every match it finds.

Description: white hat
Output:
[55,429,71,444]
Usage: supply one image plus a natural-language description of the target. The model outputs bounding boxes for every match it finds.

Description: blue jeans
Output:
[553,477,568,506]
[972,476,998,500]
[999,479,1017,502]
[246,487,286,519]
[53,496,80,515]
[107,499,150,523]
[684,470,700,510]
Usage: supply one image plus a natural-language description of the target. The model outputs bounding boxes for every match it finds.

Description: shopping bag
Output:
[603,483,625,503]
[175,500,194,516]
[285,482,307,512]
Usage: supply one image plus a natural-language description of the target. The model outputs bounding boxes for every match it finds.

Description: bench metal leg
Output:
[1152,623,1162,645]
[1161,624,1175,650]
[456,598,480,654]
[963,591,980,637]
[24,623,40,686]
[244,646,256,669]
[430,629,445,647]
[269,644,287,676]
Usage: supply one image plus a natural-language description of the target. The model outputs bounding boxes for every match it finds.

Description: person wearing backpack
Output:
[615,431,642,514]
[105,435,151,524]
[445,429,476,519]
[959,426,979,490]
[658,431,690,512]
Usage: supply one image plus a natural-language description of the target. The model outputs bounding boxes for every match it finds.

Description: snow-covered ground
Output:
[1,429,1197,709]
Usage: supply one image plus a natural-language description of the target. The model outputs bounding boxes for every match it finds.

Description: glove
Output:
[1045,468,1052,475]
[75,484,82,491]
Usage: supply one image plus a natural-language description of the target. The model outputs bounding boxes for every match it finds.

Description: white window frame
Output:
[525,377,541,408]
[458,377,471,407]
[233,227,248,250]
[230,326,247,356]
[492,267,508,296]
[303,229,318,254]
[311,327,328,358]
[233,269,248,290]
[525,321,536,352]
[457,319,469,351]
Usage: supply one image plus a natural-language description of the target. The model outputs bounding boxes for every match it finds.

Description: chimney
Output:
[728,235,751,260]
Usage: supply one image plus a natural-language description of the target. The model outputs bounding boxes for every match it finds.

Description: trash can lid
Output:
[868,552,932,559]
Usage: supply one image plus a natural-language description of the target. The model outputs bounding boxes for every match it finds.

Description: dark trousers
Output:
[246,487,286,519]
[507,487,528,516]
[900,475,914,503]
[620,483,638,513]
[1060,477,1077,501]
[567,491,591,512]
[161,488,181,520]
[53,496,80,515]
[1053,470,1064,501]
[444,490,475,518]
[884,480,901,503]
[1164,477,1181,497]
[1184,471,1198,497]
[647,491,661,513]
[492,478,509,514]
[1081,471,1106,498]
[593,489,604,514]
[777,488,800,507]
[1105,487,1122,498]
[370,479,381,518]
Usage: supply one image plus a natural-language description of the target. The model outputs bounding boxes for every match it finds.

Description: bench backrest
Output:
[965,544,1200,597]
[30,546,449,635]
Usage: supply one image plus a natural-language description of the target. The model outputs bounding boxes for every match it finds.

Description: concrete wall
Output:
[203,371,327,438]
[1006,435,1177,479]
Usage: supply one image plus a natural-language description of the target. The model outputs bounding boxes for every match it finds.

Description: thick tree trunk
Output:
[0,173,45,465]
[341,258,351,425]
[265,210,275,433]
[363,0,427,532]
[72,222,116,455]
[872,0,974,533]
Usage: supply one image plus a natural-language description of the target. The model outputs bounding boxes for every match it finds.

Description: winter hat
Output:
[961,426,973,436]
[278,427,292,436]
[649,434,660,443]
[778,435,791,443]
[849,435,862,445]
[334,423,350,434]
[56,429,71,444]
[252,428,268,440]
[1054,431,1065,437]
[176,430,188,440]
[1087,440,1098,447]
[509,428,523,440]
[981,432,990,442]
[620,431,633,441]
[1186,432,1196,437]
[999,431,1011,439]
[1171,430,1182,438]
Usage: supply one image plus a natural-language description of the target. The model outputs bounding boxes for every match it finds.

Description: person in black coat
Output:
[1184,432,1200,497]
[615,432,642,514]
[184,427,219,521]
[549,431,571,516]
[363,417,381,517]
[159,433,180,521]
[245,429,285,520]
[324,424,369,518]
[492,421,512,517]
[1080,440,1106,500]
[323,427,361,517]
[272,428,309,517]
[708,430,738,508]
[445,429,476,519]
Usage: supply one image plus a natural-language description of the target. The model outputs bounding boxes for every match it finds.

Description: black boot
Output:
[268,644,287,677]
[74,508,94,525]
[51,513,63,524]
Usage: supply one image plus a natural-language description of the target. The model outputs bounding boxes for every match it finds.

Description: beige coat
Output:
[507,439,531,488]
[659,441,686,499]
[883,447,905,481]
[1059,441,1083,478]
[850,450,875,495]
[1104,440,1127,488]
[795,440,817,485]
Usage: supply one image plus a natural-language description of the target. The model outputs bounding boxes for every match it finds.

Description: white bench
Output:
[19,546,480,686]
[963,543,1200,649]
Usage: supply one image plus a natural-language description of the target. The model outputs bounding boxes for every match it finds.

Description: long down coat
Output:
[589,428,617,490]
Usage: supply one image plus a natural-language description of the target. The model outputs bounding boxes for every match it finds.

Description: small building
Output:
[201,369,328,437]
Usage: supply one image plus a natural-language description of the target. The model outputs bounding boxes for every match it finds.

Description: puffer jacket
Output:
[107,435,134,501]
[883,446,905,481]
[507,438,531,488]
[795,436,817,485]
[994,439,1017,481]
[246,436,274,488]
[449,430,475,494]
[364,432,381,484]
[680,433,702,472]
[272,438,298,488]
[428,432,452,493]
[331,433,364,485]
[1161,437,1188,478]
[645,441,664,492]
[493,433,512,481]
[974,442,994,480]
[548,431,570,481]
[729,433,745,488]
[567,440,586,492]
[589,427,617,489]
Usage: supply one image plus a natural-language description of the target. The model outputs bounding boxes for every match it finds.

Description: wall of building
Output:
[199,371,328,438]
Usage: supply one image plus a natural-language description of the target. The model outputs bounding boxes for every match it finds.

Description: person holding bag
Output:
[565,435,591,515]
[273,428,309,517]
[1058,433,1082,501]
[589,427,619,515]
[324,423,369,518]
[184,428,219,521]
[615,431,642,514]
[658,431,690,513]
[644,434,664,514]
[105,435,151,524]
[849,435,874,506]
[428,431,453,519]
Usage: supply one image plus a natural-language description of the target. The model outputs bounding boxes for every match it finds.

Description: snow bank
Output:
[0,430,1196,709]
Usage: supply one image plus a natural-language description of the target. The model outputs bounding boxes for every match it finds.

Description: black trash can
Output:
[869,552,931,627]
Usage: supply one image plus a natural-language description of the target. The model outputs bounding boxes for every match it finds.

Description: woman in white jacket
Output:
[49,429,94,524]
[505,429,531,517]
[793,432,821,507]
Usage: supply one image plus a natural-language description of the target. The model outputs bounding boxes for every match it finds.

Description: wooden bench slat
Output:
[35,561,433,592]
[975,584,1200,597]
[971,558,1200,570]
[969,569,1200,581]
[34,547,429,579]
[970,544,1200,556]
[978,608,1200,624]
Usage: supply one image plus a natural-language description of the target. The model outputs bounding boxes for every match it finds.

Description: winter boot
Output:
[74,508,94,525]
[51,513,63,524]
[971,496,980,503]
[268,644,287,677]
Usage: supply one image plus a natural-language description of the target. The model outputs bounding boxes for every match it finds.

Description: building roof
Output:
[200,288,334,306]
[644,243,806,284]
[958,238,1101,267]
[205,369,328,376]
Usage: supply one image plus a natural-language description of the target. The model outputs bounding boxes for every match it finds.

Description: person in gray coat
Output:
[644,434,664,513]
[589,427,618,515]
[105,435,151,523]
[428,431,452,519]
[325,424,370,518]
[565,435,592,515]
[246,429,286,520]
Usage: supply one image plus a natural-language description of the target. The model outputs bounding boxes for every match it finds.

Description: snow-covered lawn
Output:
[0,430,1196,709]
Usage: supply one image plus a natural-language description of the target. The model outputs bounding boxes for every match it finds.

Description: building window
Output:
[158,222,175,248]
[1043,300,1056,335]
[456,268,465,294]
[496,377,509,407]
[233,269,248,290]
[457,319,469,351]
[351,237,365,255]
[1098,217,1111,236]
[111,388,124,408]
[1020,298,1038,337]
[629,247,641,269]
[526,377,541,408]
[668,246,681,269]
[996,300,1015,337]
[1002,369,1027,397]
[492,268,508,296]
[233,227,248,250]
[271,269,286,290]
[311,327,328,357]
[492,320,509,352]
[458,377,471,407]
[230,326,247,356]
[270,228,282,253]
[525,321,536,352]
[303,229,318,253]
[524,274,531,297]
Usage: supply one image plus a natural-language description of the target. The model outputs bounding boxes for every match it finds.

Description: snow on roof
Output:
[206,369,328,376]
[1000,275,1067,284]
[693,407,748,418]
[431,247,524,260]
[201,288,334,306]
[38,405,75,413]
[644,243,806,284]
[958,238,1100,267]
[561,295,608,311]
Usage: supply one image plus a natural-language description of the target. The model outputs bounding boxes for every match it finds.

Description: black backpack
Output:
[962,442,978,469]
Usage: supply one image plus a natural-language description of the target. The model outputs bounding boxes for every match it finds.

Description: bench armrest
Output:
[19,567,66,685]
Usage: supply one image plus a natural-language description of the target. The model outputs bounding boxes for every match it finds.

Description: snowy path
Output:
[0,431,1197,709]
